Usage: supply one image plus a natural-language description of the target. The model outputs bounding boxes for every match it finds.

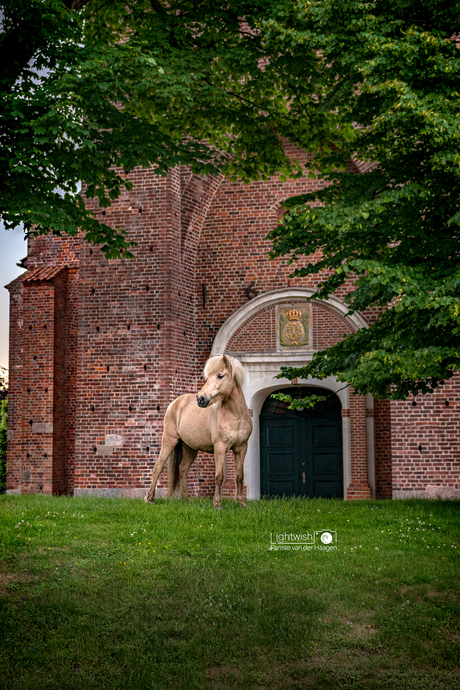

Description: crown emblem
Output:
[287,308,302,321]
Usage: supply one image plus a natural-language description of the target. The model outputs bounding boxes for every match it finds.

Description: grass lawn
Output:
[0,495,459,690]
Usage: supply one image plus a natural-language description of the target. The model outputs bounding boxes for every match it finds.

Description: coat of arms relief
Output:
[277,305,311,349]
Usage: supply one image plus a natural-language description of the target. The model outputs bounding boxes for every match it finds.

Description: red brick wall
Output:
[72,168,194,495]
[194,161,361,369]
[6,156,374,500]
[390,377,460,497]
[21,278,56,494]
[227,307,277,352]
[8,148,459,501]
[313,303,355,349]
[27,233,80,273]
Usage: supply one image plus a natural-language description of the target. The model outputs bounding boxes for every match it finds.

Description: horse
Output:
[144,355,253,508]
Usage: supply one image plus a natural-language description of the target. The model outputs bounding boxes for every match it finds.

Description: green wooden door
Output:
[260,387,343,499]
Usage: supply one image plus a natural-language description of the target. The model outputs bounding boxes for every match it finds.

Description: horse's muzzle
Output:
[196,394,210,408]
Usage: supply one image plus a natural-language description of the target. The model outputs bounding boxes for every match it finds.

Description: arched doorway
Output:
[260,387,343,498]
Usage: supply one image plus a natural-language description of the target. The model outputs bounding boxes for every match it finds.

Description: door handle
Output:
[302,472,306,484]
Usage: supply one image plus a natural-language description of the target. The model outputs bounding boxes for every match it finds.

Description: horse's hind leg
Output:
[177,444,198,499]
[145,434,178,503]
[234,444,248,508]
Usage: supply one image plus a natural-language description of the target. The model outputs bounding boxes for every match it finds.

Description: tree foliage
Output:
[267,0,460,399]
[1,0,459,398]
[0,367,7,397]
[0,0,343,256]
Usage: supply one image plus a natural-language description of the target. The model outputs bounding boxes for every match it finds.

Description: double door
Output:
[260,412,343,498]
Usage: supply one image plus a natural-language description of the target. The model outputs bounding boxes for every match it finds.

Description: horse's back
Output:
[164,394,197,426]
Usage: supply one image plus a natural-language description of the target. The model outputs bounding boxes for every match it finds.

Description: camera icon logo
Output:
[315,530,337,544]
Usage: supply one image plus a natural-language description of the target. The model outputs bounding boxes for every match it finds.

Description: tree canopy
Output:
[0,0,341,256]
[266,0,460,399]
[1,0,459,399]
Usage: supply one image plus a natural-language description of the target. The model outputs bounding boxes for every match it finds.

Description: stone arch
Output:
[210,288,374,499]
[244,375,351,499]
[211,288,368,354]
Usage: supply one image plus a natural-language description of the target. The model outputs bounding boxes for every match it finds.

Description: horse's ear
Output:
[222,354,230,368]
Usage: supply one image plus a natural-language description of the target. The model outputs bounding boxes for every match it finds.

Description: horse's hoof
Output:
[144,495,154,504]
[238,501,247,508]
[214,503,223,510]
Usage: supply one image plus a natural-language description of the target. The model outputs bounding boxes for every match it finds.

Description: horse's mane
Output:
[203,355,245,388]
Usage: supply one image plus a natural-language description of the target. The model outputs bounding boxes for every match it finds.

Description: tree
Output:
[267,0,460,400]
[0,0,340,257]
[2,0,459,398]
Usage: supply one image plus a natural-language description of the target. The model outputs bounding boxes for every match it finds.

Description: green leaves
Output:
[1,0,460,400]
[271,391,327,410]
[266,0,460,399]
[1,0,334,256]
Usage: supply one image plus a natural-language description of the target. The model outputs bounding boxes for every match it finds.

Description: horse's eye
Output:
[217,373,224,380]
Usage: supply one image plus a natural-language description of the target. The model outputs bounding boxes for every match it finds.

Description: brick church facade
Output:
[6,143,460,500]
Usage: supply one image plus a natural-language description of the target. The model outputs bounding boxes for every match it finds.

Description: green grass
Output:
[0,495,459,690]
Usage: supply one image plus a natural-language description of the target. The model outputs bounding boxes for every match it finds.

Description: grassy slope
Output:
[0,495,459,690]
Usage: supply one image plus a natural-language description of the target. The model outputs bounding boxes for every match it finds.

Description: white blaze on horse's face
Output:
[196,368,233,408]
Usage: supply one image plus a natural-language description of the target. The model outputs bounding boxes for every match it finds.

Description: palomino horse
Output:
[145,355,252,508]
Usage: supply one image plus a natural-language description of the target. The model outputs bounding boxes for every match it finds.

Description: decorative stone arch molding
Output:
[211,289,374,499]
[212,288,368,353]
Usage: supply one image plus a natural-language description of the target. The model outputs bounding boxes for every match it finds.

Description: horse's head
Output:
[197,355,243,408]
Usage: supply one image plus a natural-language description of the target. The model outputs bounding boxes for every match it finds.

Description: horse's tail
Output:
[168,439,183,494]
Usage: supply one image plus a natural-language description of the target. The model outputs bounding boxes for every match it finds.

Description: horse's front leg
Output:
[213,443,226,509]
[145,434,178,503]
[233,444,248,508]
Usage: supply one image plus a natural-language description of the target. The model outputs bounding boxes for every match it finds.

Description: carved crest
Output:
[278,305,311,348]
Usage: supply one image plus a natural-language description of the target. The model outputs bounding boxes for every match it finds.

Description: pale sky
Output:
[0,224,28,372]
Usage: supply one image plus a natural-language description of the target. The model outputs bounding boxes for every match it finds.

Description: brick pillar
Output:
[346,391,372,499]
[6,268,68,495]
[51,270,68,494]
[374,399,392,498]
[5,276,24,494]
